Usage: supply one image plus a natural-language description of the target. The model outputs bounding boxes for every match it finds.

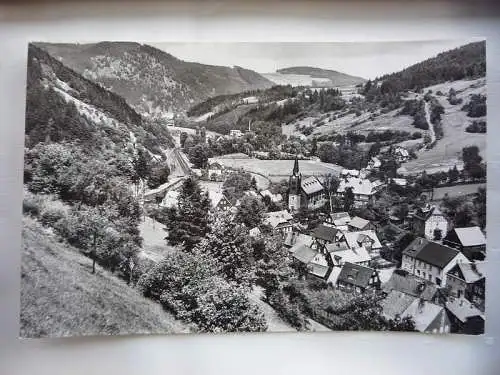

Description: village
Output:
[140,124,486,335]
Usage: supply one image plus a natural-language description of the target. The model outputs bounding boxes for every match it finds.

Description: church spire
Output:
[292,155,299,175]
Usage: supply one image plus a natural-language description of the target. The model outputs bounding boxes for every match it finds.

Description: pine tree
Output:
[166,178,211,250]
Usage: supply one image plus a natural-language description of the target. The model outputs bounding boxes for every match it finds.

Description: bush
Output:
[268,289,308,330]
[39,201,68,227]
[465,120,486,133]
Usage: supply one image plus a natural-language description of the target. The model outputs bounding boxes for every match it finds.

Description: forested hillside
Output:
[26,43,173,155]
[364,41,486,100]
[36,42,274,116]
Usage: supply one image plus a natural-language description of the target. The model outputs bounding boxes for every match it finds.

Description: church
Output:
[288,157,327,211]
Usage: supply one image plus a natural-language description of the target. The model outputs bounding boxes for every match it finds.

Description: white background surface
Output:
[0,1,499,374]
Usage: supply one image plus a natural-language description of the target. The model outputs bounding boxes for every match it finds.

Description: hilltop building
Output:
[288,157,326,211]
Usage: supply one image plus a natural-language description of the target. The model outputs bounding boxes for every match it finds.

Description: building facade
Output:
[288,157,326,211]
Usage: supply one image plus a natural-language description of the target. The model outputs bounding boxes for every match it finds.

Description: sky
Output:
[151,39,482,80]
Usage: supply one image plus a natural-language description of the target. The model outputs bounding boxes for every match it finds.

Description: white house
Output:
[402,237,469,287]
[263,210,294,237]
[336,177,384,207]
[412,205,448,240]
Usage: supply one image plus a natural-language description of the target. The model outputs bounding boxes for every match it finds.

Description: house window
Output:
[417,270,420,275]
[428,274,432,281]
[423,272,426,278]
[436,278,442,286]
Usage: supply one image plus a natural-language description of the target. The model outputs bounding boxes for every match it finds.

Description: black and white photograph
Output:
[21,39,487,338]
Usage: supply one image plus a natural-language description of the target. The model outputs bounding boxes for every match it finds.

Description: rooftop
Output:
[301,176,324,195]
[337,262,376,288]
[291,244,318,264]
[401,299,443,332]
[453,227,486,247]
[382,272,438,301]
[348,216,370,230]
[264,210,293,229]
[446,297,484,323]
[337,177,379,196]
[380,290,416,320]
[344,230,382,250]
[312,224,340,242]
[328,246,371,266]
[448,262,485,284]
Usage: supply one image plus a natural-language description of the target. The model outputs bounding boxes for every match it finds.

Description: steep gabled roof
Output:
[448,262,485,284]
[312,224,340,242]
[380,290,416,319]
[291,244,317,264]
[337,262,376,288]
[264,210,293,229]
[446,297,484,323]
[401,299,443,332]
[416,241,460,269]
[348,216,370,230]
[453,227,486,247]
[383,272,438,301]
[344,230,382,250]
[337,177,377,196]
[328,246,371,266]
[301,176,324,195]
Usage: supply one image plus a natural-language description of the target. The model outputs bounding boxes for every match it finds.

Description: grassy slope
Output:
[20,216,191,338]
[402,78,486,174]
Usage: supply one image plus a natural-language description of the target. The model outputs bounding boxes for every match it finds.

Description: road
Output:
[424,101,436,144]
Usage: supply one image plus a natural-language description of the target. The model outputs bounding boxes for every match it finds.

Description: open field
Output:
[432,183,485,201]
[210,154,342,182]
[402,78,486,174]
[21,216,190,338]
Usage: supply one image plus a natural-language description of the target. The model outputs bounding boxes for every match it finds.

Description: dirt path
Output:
[424,101,436,144]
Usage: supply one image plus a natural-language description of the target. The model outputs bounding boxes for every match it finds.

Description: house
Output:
[446,262,485,311]
[401,298,451,333]
[382,271,439,302]
[229,129,243,138]
[347,216,375,232]
[391,178,408,187]
[393,146,410,163]
[326,242,371,267]
[289,244,330,280]
[336,177,384,207]
[401,237,469,287]
[380,290,418,320]
[207,191,233,212]
[443,226,486,261]
[288,157,327,211]
[249,227,262,238]
[206,162,225,181]
[343,230,383,259]
[259,189,283,203]
[340,169,360,178]
[284,232,314,249]
[311,224,344,250]
[367,156,381,171]
[263,210,294,237]
[326,212,351,228]
[336,262,381,293]
[412,205,448,240]
[445,297,485,335]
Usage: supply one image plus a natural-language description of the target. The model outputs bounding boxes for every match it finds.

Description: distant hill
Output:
[35,42,274,117]
[26,43,173,156]
[370,41,486,95]
[263,66,366,87]
[21,216,191,338]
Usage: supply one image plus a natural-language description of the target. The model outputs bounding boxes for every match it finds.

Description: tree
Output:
[132,147,152,183]
[343,187,355,212]
[448,165,460,183]
[188,143,210,169]
[147,162,170,189]
[137,250,267,332]
[462,145,482,177]
[433,228,443,241]
[180,131,188,148]
[236,195,265,228]
[223,171,255,202]
[253,237,292,300]
[195,215,255,286]
[165,178,211,250]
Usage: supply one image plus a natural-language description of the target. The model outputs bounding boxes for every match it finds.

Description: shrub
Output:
[268,289,308,330]
[39,201,68,227]
[465,120,486,133]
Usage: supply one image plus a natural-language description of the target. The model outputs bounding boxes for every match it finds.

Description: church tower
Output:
[288,156,302,211]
